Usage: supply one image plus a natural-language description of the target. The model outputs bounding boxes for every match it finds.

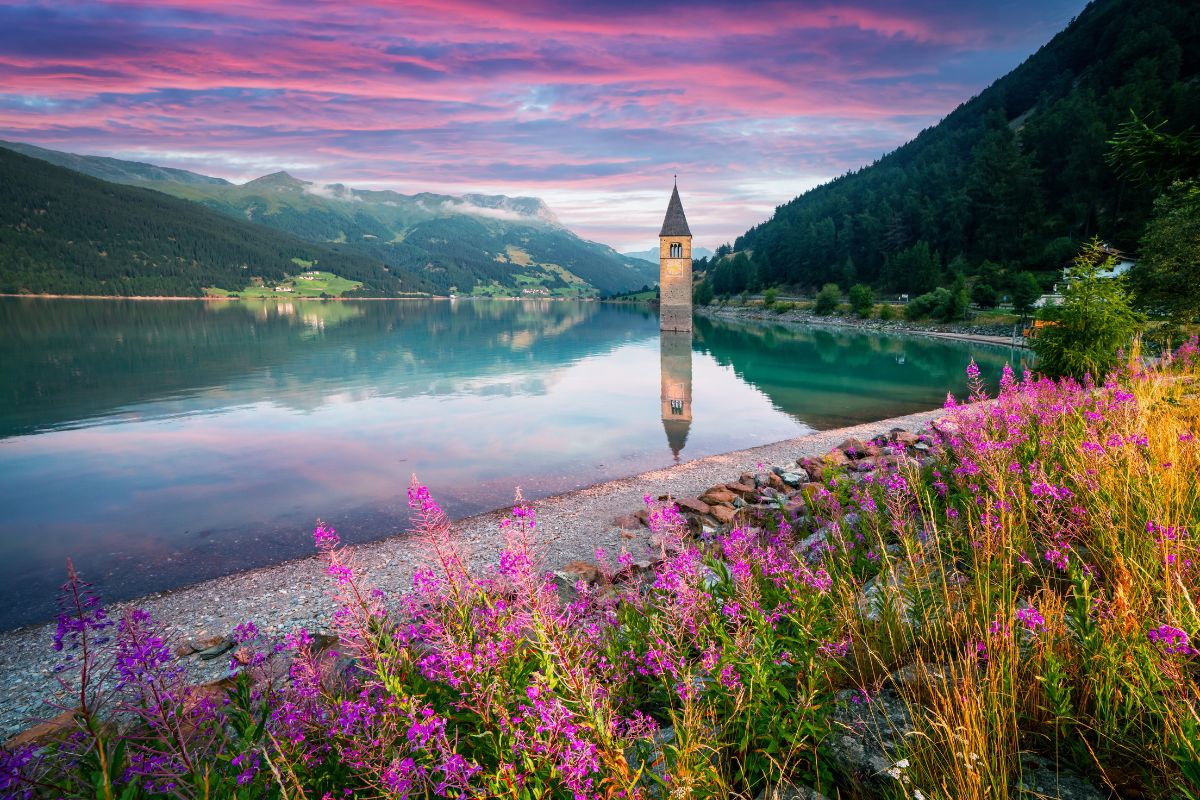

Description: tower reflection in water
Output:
[659,329,693,463]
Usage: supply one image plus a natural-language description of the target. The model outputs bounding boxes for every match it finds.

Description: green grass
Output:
[608,290,657,302]
[205,270,363,298]
[972,309,1022,325]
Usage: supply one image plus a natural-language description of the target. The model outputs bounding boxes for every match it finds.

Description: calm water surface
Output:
[0,298,1021,629]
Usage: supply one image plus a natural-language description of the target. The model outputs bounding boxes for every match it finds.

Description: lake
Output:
[0,297,1020,629]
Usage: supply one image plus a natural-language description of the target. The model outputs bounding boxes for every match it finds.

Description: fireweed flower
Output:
[53,560,112,653]
[233,620,259,643]
[313,521,340,551]
[1148,625,1195,656]
[1016,605,1046,633]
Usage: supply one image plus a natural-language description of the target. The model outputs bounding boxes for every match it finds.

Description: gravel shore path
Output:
[0,406,947,739]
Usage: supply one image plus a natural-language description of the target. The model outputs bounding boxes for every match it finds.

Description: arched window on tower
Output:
[670,242,682,258]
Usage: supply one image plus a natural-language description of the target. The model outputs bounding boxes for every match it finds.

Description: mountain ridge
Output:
[721,0,1200,297]
[0,146,424,297]
[0,140,656,295]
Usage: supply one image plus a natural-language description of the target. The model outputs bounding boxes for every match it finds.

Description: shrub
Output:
[905,282,970,322]
[813,283,840,315]
[904,287,952,320]
[847,283,874,317]
[971,282,999,308]
[877,303,897,321]
[1011,271,1042,315]
[692,279,714,306]
[1031,237,1142,379]
[762,287,779,308]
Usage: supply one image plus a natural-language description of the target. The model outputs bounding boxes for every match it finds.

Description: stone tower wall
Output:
[659,235,693,332]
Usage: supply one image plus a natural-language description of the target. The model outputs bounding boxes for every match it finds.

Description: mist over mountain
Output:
[0,146,421,297]
[0,141,656,296]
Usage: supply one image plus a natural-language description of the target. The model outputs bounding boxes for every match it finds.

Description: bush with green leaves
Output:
[812,283,840,316]
[905,280,971,323]
[877,303,897,321]
[1132,181,1200,322]
[971,282,999,308]
[847,284,874,317]
[904,288,952,321]
[1031,238,1141,379]
[1011,271,1042,316]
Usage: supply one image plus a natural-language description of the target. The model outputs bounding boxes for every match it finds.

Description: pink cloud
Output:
[0,0,1088,248]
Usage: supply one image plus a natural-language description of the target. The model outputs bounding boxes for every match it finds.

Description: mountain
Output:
[0,146,426,296]
[623,245,713,264]
[0,139,231,187]
[727,0,1200,296]
[2,142,657,296]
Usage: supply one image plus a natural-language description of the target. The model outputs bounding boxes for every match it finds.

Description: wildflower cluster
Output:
[5,343,1200,800]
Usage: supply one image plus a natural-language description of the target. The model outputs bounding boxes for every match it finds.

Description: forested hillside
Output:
[0,147,424,296]
[1,143,657,296]
[717,0,1200,297]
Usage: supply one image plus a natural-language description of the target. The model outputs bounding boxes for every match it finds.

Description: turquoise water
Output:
[0,298,1020,628]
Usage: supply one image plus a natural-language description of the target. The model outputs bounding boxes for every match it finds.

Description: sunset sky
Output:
[0,0,1089,251]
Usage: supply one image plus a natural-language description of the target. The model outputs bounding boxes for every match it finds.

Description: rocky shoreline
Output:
[0,408,956,741]
[699,303,1028,348]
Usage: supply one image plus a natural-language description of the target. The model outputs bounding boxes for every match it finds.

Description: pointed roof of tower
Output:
[659,182,692,237]
[663,418,690,461]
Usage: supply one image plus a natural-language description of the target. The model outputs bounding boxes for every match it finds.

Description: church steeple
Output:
[659,183,692,237]
[658,181,693,332]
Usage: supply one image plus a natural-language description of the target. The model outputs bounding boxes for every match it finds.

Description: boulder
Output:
[710,505,738,525]
[558,560,600,584]
[828,687,914,789]
[837,437,869,455]
[892,430,920,446]
[797,457,825,482]
[755,782,832,800]
[794,527,830,558]
[780,470,807,487]
[4,707,78,749]
[613,512,646,529]
[882,661,963,702]
[825,449,849,467]
[859,548,964,627]
[701,487,737,506]
[854,457,878,472]
[625,725,675,798]
[799,482,824,500]
[197,637,236,661]
[676,497,711,516]
[1014,755,1106,800]
[174,632,224,658]
[726,482,758,499]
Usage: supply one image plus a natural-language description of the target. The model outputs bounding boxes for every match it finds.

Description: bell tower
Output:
[659,179,693,332]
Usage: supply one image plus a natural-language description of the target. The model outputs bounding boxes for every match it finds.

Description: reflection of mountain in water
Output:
[0,298,658,438]
[693,316,1020,429]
